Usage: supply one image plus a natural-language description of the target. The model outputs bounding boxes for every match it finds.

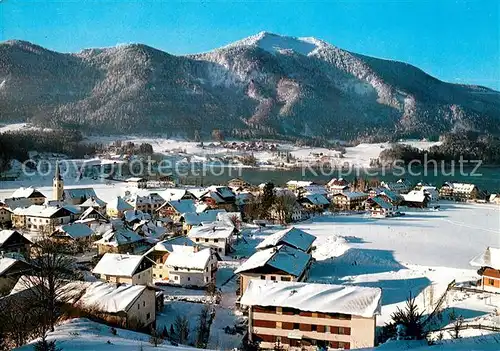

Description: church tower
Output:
[53,161,64,201]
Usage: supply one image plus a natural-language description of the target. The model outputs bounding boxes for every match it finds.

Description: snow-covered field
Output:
[232,202,500,344]
[83,134,440,168]
[15,318,207,350]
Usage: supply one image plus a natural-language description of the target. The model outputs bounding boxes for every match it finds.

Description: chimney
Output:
[193,245,199,253]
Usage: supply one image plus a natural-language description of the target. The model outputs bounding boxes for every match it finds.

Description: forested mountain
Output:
[1,32,499,140]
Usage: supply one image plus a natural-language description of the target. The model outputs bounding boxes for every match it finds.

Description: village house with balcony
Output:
[241,280,381,350]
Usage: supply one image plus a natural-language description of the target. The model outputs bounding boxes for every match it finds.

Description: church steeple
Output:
[53,161,64,201]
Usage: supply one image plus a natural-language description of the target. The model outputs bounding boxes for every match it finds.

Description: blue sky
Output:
[1,0,499,90]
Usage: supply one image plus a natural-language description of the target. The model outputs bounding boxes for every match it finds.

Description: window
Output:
[270,276,276,281]
[293,323,299,330]
[196,238,199,242]
[280,276,291,281]
[311,325,317,332]
[138,274,141,279]
[143,301,145,307]
[153,274,156,277]
[205,239,209,242]
[489,279,495,285]
[174,276,178,280]
[218,248,222,252]
[260,275,266,280]
[146,313,151,320]
[339,327,345,335]
[137,304,140,310]
[159,274,162,278]
[214,239,218,243]
[188,277,191,281]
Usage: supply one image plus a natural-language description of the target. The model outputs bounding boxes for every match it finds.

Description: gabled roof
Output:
[235,245,311,277]
[80,196,107,208]
[107,196,133,212]
[147,237,196,254]
[92,253,147,277]
[94,227,143,247]
[241,280,382,318]
[165,199,196,214]
[470,247,500,270]
[10,187,46,199]
[287,180,315,187]
[333,191,368,200]
[380,189,403,202]
[59,280,148,313]
[124,210,151,223]
[0,257,30,276]
[207,186,235,200]
[0,230,32,246]
[187,223,235,240]
[13,205,71,218]
[368,196,393,209]
[255,227,316,252]
[302,193,330,206]
[63,188,97,200]
[181,210,226,225]
[164,248,212,271]
[54,223,94,239]
[78,207,108,222]
[402,191,429,203]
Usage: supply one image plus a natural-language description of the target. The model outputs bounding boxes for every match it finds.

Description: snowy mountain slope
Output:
[1,33,499,139]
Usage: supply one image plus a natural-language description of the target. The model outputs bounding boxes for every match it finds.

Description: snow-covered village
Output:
[1,1,500,350]
[0,156,499,350]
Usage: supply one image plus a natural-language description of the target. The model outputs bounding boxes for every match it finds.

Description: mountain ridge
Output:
[0,32,499,140]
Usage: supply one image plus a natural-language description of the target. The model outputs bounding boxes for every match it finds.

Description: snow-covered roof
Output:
[10,187,45,199]
[402,191,428,203]
[63,188,97,200]
[59,281,148,313]
[442,182,477,193]
[216,212,242,227]
[286,180,314,187]
[56,223,94,239]
[0,229,31,246]
[107,196,133,212]
[78,207,107,222]
[124,209,151,223]
[158,188,190,202]
[13,205,69,218]
[255,227,316,252]
[147,237,196,254]
[333,191,368,200]
[80,196,107,208]
[380,189,402,202]
[470,247,500,270]
[126,177,146,182]
[0,257,22,276]
[207,186,235,199]
[202,191,225,204]
[235,245,311,277]
[94,227,144,247]
[303,193,330,205]
[187,223,235,240]
[182,210,226,225]
[92,253,147,277]
[164,248,212,271]
[167,199,197,214]
[241,280,381,318]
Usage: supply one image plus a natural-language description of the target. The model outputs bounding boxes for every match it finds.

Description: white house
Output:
[187,223,236,256]
[59,280,156,328]
[162,247,219,287]
[92,253,154,286]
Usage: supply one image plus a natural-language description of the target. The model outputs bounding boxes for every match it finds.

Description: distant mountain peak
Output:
[221,31,329,56]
